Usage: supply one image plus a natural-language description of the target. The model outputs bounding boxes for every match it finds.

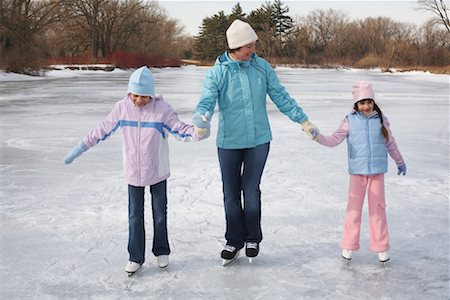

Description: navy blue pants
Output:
[217,142,270,250]
[128,180,170,264]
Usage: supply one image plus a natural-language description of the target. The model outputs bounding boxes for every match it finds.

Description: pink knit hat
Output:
[352,81,375,102]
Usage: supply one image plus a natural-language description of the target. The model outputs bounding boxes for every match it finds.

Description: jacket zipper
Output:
[366,117,372,174]
[137,108,142,185]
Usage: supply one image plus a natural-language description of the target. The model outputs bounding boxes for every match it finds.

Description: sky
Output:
[157,0,435,36]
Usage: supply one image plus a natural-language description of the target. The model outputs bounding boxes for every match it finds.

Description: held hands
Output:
[397,163,407,176]
[64,142,88,164]
[300,120,319,141]
[192,111,211,139]
[309,128,319,140]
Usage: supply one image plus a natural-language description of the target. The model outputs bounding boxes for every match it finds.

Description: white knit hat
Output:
[226,19,258,49]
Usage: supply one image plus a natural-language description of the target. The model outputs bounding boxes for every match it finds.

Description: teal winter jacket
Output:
[195,52,308,149]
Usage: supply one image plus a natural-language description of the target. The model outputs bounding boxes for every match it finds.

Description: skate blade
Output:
[248,257,253,263]
[222,252,239,266]
[222,257,238,266]
[126,266,141,276]
[341,257,352,267]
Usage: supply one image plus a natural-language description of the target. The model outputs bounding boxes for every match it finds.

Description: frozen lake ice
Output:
[0,67,449,299]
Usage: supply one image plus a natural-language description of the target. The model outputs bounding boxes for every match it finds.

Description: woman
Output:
[192,19,317,265]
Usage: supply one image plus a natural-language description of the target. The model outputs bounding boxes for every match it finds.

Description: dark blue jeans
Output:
[218,142,270,250]
[128,180,170,264]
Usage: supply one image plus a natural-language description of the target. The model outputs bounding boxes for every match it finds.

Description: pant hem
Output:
[370,246,390,252]
[340,244,360,251]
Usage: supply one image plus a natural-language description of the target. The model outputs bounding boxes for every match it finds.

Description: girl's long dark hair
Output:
[354,100,389,140]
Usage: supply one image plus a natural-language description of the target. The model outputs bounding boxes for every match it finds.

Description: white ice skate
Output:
[125,261,142,276]
[157,255,169,268]
[341,249,353,261]
[378,251,389,263]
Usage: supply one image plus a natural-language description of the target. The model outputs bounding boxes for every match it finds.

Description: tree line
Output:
[1,0,190,74]
[0,0,449,75]
[195,1,450,70]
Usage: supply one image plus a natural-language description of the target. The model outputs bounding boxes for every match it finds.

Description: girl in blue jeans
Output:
[65,66,209,275]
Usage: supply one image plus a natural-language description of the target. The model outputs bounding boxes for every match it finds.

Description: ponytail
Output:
[374,103,389,140]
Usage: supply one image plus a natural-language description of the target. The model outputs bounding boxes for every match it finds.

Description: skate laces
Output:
[223,245,236,253]
[246,242,258,249]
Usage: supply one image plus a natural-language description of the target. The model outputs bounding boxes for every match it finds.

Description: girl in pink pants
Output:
[310,81,406,263]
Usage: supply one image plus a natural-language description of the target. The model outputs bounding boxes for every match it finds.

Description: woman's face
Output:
[130,93,150,107]
[356,99,374,116]
[232,42,256,61]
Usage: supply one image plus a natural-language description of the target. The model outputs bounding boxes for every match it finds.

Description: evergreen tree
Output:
[271,0,295,57]
[247,2,274,32]
[229,3,246,22]
[247,2,275,58]
[195,11,229,60]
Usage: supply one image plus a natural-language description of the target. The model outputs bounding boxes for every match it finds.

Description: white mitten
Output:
[195,126,209,138]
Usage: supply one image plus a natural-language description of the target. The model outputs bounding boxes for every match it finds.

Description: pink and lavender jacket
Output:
[81,95,201,187]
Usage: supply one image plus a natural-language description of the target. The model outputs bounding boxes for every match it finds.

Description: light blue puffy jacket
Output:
[347,112,388,175]
[195,52,308,149]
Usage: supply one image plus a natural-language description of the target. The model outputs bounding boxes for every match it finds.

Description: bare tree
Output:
[355,17,398,56]
[416,0,450,33]
[62,0,109,58]
[136,2,183,56]
[305,9,348,63]
[100,0,143,57]
[285,20,312,64]
[419,20,450,65]
[0,0,61,73]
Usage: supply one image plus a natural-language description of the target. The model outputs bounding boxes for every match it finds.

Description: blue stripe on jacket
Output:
[97,120,191,143]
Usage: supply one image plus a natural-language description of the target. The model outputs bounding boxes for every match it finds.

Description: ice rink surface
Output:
[1,67,449,299]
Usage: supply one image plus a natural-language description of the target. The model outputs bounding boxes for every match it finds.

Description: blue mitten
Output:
[192,112,211,139]
[397,164,407,176]
[64,142,88,164]
[192,112,211,128]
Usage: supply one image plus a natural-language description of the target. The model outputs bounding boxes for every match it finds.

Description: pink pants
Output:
[340,174,389,252]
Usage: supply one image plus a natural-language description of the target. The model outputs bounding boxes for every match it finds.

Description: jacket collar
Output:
[217,52,257,69]
[351,109,378,119]
[126,95,162,110]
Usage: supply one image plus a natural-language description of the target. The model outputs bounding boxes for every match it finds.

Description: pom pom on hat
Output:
[127,66,155,97]
[226,19,258,49]
[352,80,375,102]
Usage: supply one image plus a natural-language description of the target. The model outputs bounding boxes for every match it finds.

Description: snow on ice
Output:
[0,67,449,299]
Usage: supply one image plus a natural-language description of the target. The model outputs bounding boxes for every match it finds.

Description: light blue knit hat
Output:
[127,66,155,96]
